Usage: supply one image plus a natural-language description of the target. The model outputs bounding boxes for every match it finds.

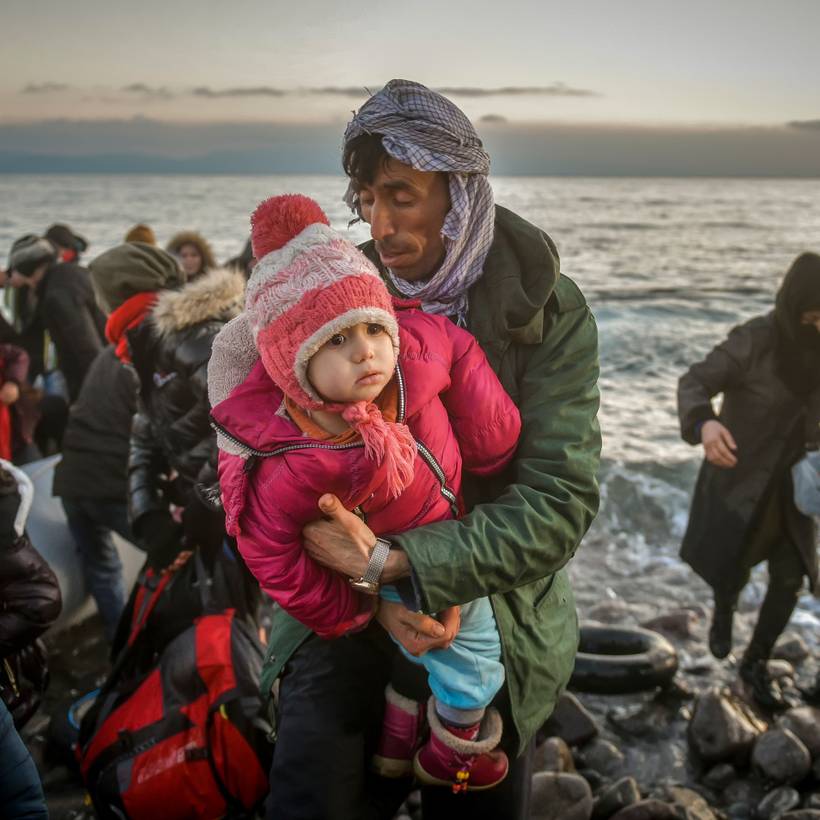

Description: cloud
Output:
[20,82,71,94]
[435,84,600,98]
[479,114,508,124]
[306,86,376,97]
[122,83,174,100]
[788,119,820,132]
[192,86,287,98]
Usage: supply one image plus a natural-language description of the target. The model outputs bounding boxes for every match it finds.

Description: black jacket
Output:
[126,269,244,527]
[678,313,819,595]
[15,260,107,401]
[0,477,62,658]
[52,346,138,501]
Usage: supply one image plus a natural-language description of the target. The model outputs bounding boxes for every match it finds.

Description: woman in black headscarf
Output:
[678,252,820,711]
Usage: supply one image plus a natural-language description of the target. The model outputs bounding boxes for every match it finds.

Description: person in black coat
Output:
[7,233,107,403]
[53,346,139,642]
[678,252,820,710]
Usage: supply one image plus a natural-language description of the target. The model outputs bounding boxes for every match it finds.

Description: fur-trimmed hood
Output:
[151,267,245,337]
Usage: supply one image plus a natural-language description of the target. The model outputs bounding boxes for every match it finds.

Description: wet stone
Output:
[641,609,700,640]
[772,633,810,665]
[540,692,601,748]
[535,736,576,773]
[723,778,765,807]
[752,729,811,785]
[653,785,717,820]
[530,772,594,820]
[767,659,797,681]
[814,758,820,780]
[806,795,820,810]
[578,739,626,777]
[702,762,736,791]
[577,768,607,794]
[591,777,641,820]
[779,811,820,820]
[755,786,801,819]
[688,687,766,764]
[725,803,753,820]
[778,706,820,758]
[609,799,679,820]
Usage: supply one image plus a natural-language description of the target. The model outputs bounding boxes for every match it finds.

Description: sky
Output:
[2,0,819,175]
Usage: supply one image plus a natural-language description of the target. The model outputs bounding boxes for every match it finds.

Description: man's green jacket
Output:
[260,205,601,756]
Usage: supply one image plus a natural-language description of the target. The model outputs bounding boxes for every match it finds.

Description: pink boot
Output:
[371,685,426,778]
[414,698,509,793]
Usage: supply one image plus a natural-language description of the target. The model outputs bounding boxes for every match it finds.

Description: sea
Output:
[2,174,820,640]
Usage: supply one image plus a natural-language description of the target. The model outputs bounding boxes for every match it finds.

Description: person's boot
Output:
[708,593,736,659]
[371,685,426,778]
[414,698,509,793]
[739,656,790,712]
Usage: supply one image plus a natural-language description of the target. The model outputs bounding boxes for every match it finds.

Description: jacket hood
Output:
[775,252,820,343]
[151,266,245,337]
[166,230,217,271]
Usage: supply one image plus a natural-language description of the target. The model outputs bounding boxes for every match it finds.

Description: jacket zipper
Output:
[212,363,455,515]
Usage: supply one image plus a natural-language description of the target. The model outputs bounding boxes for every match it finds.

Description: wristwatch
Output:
[349,537,391,595]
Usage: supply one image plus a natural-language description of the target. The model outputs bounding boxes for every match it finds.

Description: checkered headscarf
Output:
[343,79,495,324]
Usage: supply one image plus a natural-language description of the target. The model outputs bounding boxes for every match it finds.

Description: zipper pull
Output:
[243,455,259,474]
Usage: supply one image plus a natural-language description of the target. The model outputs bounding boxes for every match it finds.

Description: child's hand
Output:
[0,382,20,405]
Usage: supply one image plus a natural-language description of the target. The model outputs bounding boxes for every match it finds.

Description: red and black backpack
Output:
[76,550,272,819]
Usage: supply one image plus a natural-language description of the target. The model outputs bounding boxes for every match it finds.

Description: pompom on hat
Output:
[242,194,415,499]
[245,194,400,410]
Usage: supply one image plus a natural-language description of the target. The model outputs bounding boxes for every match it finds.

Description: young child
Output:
[209,195,521,791]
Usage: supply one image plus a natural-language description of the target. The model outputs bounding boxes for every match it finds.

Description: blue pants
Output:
[61,497,133,642]
[380,586,505,713]
[0,699,48,820]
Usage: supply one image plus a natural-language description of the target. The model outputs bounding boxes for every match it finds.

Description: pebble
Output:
[779,812,820,820]
[652,785,717,820]
[755,786,801,819]
[577,739,625,777]
[530,771,593,820]
[767,659,797,681]
[806,795,820,810]
[577,768,607,794]
[752,728,811,785]
[778,706,820,757]
[535,736,576,773]
[701,762,736,791]
[591,777,641,820]
[540,692,600,748]
[772,633,810,665]
[609,799,679,820]
[641,609,700,640]
[725,803,753,820]
[687,687,766,764]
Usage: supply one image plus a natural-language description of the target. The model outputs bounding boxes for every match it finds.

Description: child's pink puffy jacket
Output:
[211,308,521,639]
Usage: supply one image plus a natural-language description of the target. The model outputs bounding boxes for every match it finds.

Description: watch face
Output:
[349,578,379,595]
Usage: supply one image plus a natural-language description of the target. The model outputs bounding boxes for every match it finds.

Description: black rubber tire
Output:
[569,623,678,694]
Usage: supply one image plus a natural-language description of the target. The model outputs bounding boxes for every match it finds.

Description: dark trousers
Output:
[0,699,48,820]
[266,623,532,820]
[61,497,133,643]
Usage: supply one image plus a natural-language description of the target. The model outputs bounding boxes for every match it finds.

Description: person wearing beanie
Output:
[238,82,599,820]
[6,233,106,404]
[124,223,157,245]
[679,251,820,711]
[44,223,88,264]
[50,243,182,642]
[166,230,216,282]
[89,242,258,660]
[210,194,521,800]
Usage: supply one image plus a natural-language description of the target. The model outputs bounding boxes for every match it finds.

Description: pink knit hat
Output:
[245,194,400,409]
[245,194,415,498]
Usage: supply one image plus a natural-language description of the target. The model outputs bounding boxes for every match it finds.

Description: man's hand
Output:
[376,598,460,657]
[701,420,738,468]
[0,383,20,405]
[302,494,375,579]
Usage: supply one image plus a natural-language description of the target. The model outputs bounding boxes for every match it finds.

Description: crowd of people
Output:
[0,79,817,820]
